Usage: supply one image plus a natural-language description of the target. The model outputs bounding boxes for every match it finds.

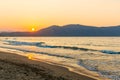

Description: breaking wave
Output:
[101,50,120,54]
[4,40,120,55]
[4,40,98,51]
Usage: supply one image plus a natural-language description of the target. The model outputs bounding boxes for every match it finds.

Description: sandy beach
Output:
[0,51,110,80]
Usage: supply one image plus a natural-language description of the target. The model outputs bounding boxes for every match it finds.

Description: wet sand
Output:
[0,51,106,80]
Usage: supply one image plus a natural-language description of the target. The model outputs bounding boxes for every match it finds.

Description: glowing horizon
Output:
[0,0,120,31]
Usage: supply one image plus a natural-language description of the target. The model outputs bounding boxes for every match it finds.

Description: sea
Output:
[0,37,120,80]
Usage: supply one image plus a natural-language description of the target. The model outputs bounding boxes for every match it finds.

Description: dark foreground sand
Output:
[0,51,105,80]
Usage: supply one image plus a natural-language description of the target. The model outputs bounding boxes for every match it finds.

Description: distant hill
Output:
[0,24,120,36]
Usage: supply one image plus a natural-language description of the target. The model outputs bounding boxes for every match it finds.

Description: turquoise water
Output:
[0,37,120,80]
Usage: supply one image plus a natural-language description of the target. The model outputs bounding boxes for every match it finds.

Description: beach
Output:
[0,51,108,80]
[0,51,97,80]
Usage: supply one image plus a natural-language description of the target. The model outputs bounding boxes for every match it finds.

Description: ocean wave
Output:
[5,40,120,55]
[0,46,74,59]
[78,59,120,80]
[4,40,98,51]
[4,40,45,46]
[101,50,120,54]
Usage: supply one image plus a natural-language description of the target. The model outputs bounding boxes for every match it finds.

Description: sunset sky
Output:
[0,0,120,31]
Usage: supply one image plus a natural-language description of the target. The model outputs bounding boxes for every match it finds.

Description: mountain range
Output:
[0,24,120,36]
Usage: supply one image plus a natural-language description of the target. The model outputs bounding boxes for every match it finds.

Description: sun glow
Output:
[32,28,35,32]
[27,54,34,60]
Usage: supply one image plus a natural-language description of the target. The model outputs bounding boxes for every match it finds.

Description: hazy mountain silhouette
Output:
[0,24,120,36]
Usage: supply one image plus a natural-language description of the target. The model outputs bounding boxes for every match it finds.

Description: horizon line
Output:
[0,23,120,32]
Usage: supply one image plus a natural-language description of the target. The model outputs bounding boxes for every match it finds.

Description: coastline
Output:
[0,51,109,80]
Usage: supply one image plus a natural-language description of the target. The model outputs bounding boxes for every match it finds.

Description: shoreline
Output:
[33,57,108,80]
[0,51,109,80]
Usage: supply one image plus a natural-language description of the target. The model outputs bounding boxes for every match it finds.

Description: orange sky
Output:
[0,0,120,31]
